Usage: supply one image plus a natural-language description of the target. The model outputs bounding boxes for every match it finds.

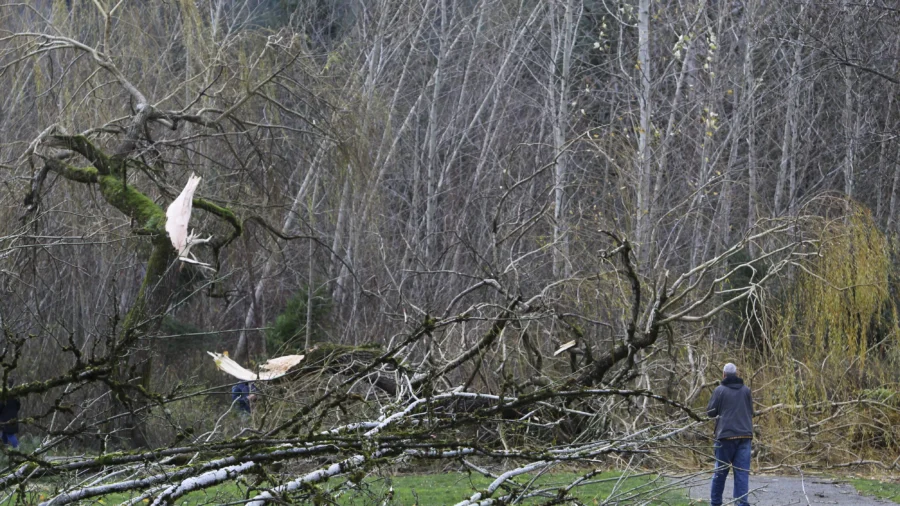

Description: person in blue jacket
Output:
[0,378,21,448]
[707,363,754,506]
[231,382,257,414]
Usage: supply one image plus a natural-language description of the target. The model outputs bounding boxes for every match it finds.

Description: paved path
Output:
[685,475,893,505]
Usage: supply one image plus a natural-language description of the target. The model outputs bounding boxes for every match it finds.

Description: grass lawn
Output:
[0,471,693,505]
[851,477,900,504]
[331,471,692,505]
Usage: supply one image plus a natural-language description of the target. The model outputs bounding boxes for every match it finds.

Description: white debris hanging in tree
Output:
[207,351,305,381]
[165,173,212,267]
[553,340,577,356]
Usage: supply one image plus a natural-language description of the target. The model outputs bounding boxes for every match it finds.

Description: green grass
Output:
[851,478,900,504]
[0,471,692,505]
[331,471,692,505]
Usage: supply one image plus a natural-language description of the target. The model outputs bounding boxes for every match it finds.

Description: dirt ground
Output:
[684,474,894,505]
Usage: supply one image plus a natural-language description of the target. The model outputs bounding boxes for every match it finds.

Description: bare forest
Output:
[0,0,899,503]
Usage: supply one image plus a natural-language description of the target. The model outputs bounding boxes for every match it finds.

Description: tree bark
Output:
[774,34,803,216]
[635,0,653,265]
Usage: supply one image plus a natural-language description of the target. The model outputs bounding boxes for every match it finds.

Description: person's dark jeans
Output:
[710,438,751,506]
[1,432,18,448]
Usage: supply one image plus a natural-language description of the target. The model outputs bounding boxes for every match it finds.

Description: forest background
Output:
[0,0,899,504]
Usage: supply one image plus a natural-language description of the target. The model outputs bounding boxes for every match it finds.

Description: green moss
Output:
[121,239,175,342]
[50,134,114,174]
[98,175,166,231]
[305,343,383,363]
[194,197,242,236]
[93,453,121,466]
[57,163,99,183]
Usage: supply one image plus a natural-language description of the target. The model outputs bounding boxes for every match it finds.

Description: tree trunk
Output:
[635,0,653,265]
[841,68,857,204]
[424,0,449,261]
[550,0,579,278]
[116,237,178,448]
[774,25,804,216]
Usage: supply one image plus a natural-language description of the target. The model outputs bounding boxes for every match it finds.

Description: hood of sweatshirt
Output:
[721,376,745,389]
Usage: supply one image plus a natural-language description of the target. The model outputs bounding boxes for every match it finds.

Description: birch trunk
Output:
[774,27,804,216]
[424,0,450,261]
[841,69,857,204]
[550,0,579,278]
[635,0,653,265]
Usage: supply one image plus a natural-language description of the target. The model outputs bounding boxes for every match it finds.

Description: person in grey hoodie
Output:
[707,363,753,506]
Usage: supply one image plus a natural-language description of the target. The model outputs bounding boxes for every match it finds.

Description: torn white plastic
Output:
[553,340,577,356]
[207,351,305,381]
[165,173,212,268]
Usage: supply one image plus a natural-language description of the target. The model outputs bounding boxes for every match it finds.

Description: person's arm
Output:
[707,388,720,418]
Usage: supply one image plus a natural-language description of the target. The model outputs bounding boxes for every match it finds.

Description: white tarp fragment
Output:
[165,173,201,255]
[207,351,305,381]
[553,340,577,356]
[166,173,212,267]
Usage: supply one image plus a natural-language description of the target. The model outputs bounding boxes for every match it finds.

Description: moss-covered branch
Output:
[192,197,242,246]
[43,158,100,183]
[98,175,166,232]
[118,237,176,346]
[46,135,114,175]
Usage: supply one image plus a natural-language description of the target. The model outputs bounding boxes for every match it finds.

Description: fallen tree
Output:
[0,212,819,503]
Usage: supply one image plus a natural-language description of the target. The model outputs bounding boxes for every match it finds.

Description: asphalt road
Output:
[685,475,894,505]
